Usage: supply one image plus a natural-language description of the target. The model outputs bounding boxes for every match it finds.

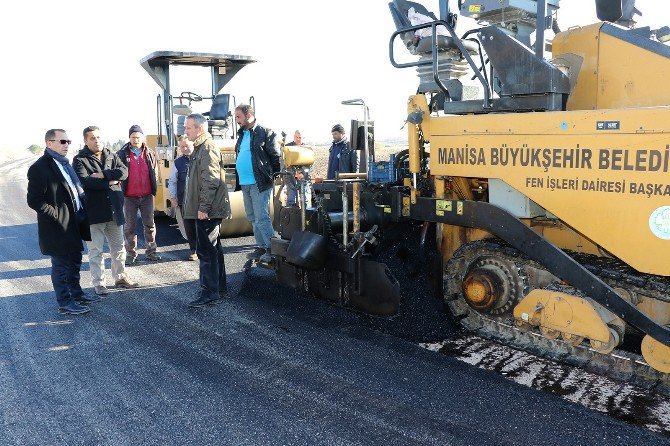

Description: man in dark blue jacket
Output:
[234,104,280,263]
[27,129,95,315]
[327,124,359,179]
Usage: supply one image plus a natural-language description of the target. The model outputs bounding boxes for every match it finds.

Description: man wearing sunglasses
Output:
[26,129,95,315]
[73,126,139,296]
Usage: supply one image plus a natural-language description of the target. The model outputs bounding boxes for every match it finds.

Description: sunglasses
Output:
[48,139,72,145]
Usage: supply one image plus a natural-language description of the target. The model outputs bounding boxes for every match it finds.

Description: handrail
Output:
[389,20,491,108]
[156,94,163,146]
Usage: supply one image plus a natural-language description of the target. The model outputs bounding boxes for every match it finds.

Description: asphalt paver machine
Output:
[268,0,670,392]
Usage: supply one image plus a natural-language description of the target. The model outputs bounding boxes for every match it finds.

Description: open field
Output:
[305,144,407,179]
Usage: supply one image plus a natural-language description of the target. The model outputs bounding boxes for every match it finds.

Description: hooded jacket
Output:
[183,132,231,219]
[73,146,128,225]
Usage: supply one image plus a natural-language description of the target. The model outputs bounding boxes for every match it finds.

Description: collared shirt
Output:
[52,158,82,210]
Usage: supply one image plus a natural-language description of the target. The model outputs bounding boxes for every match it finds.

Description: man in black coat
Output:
[73,126,138,296]
[326,124,359,180]
[26,129,96,315]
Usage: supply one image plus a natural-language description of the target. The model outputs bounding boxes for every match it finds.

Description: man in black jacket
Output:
[27,129,96,315]
[234,104,280,263]
[73,126,139,296]
[327,124,359,180]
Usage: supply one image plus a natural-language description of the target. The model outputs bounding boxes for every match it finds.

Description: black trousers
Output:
[196,218,226,298]
[50,251,84,306]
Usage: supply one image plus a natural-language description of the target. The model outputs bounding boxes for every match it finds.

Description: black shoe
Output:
[75,293,101,304]
[146,252,162,262]
[125,256,137,266]
[246,247,266,260]
[188,295,219,308]
[58,301,91,315]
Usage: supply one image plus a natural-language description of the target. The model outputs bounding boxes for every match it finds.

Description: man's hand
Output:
[91,172,104,179]
[109,180,119,186]
[170,197,179,207]
[197,211,209,220]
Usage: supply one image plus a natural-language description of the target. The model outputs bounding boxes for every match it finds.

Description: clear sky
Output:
[1,0,667,150]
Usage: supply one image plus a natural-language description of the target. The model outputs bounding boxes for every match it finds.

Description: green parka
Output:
[183,132,231,219]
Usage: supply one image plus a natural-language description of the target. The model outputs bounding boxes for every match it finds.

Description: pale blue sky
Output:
[0,0,666,150]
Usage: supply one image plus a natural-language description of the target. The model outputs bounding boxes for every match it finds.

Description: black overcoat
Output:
[26,153,91,256]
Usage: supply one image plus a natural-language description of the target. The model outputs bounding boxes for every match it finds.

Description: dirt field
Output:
[305,144,407,179]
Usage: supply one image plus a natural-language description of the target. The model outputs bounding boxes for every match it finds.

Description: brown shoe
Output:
[188,251,198,261]
[115,275,139,288]
[94,285,109,296]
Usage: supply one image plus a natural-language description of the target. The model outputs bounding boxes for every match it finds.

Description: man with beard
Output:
[234,104,280,263]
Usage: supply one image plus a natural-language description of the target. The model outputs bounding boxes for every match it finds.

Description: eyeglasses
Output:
[48,139,72,145]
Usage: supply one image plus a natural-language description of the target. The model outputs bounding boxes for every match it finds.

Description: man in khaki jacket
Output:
[183,113,231,307]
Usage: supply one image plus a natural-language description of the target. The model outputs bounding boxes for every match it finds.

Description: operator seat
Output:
[389,0,478,55]
[208,93,230,138]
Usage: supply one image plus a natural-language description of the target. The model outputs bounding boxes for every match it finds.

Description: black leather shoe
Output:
[188,295,218,308]
[75,293,101,304]
[58,301,91,315]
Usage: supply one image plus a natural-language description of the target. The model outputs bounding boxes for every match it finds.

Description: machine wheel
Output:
[589,327,620,354]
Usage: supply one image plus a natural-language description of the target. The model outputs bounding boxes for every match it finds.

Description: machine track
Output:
[444,240,670,396]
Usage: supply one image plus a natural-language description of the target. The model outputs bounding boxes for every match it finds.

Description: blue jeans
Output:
[241,184,273,250]
[287,182,311,206]
[50,252,84,306]
[195,218,226,298]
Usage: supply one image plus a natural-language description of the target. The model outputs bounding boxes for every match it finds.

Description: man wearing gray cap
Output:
[117,124,161,263]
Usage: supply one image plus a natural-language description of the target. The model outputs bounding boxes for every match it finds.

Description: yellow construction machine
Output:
[140,51,256,236]
[268,0,670,392]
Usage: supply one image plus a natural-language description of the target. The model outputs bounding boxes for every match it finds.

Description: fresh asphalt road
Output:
[0,155,667,446]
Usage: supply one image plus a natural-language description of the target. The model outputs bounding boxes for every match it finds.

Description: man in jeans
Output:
[117,125,161,263]
[183,114,231,307]
[234,104,280,263]
[73,126,139,296]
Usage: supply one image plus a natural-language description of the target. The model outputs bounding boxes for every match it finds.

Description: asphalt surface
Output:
[0,155,668,445]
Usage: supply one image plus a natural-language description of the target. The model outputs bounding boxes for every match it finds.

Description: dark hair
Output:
[235,104,255,117]
[83,125,100,138]
[44,128,66,142]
